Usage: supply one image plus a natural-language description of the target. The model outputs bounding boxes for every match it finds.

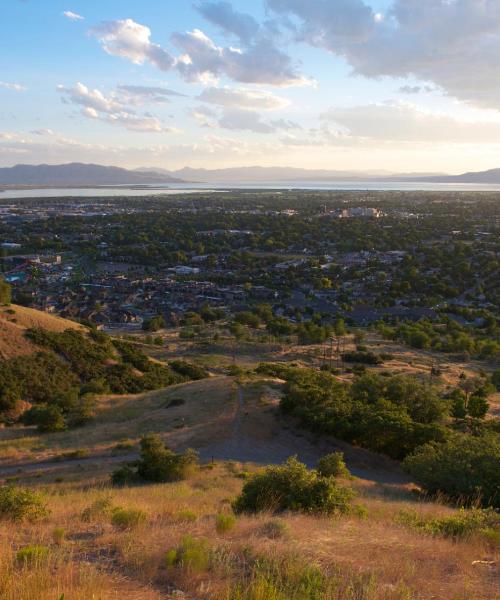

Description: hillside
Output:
[0,163,186,186]
[0,304,82,359]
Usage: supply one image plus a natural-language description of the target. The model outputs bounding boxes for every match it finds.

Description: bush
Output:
[21,404,66,432]
[81,497,114,522]
[233,457,354,515]
[404,434,500,507]
[142,315,165,332]
[215,512,236,534]
[52,527,66,545]
[16,545,50,566]
[165,535,210,574]
[168,360,209,380]
[260,520,289,539]
[111,434,199,484]
[398,508,499,541]
[111,507,147,530]
[0,486,49,521]
[316,452,350,478]
[342,351,383,365]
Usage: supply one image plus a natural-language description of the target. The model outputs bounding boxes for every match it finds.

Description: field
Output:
[0,310,498,599]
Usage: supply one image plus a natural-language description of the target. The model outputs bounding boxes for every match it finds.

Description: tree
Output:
[333,318,346,336]
[0,278,11,305]
[142,315,165,332]
[467,395,489,419]
[404,434,500,508]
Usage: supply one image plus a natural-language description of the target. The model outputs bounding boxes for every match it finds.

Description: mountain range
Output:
[1,162,500,186]
[0,163,185,186]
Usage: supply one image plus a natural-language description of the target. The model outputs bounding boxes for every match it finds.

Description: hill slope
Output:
[0,305,82,359]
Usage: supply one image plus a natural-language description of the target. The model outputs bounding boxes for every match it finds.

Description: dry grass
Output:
[0,465,497,599]
[0,304,82,359]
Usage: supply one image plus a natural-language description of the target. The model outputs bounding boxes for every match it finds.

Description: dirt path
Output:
[197,384,409,485]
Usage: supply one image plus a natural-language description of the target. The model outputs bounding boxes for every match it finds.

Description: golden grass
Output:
[0,465,497,600]
[0,304,82,359]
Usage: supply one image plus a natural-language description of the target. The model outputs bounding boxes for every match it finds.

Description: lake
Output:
[2,180,500,199]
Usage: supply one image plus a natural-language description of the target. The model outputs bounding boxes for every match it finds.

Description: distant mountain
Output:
[0,163,186,186]
[138,165,447,183]
[414,168,500,184]
[168,166,392,182]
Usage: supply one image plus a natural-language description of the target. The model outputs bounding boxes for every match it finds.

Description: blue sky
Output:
[1,0,500,173]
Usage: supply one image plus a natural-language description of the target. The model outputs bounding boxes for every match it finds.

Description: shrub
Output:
[81,497,114,522]
[16,545,50,566]
[0,486,49,521]
[260,520,289,539]
[168,360,209,380]
[215,512,236,534]
[52,527,66,545]
[176,510,197,523]
[165,536,210,574]
[316,452,350,478]
[404,434,500,508]
[111,464,138,487]
[342,351,383,365]
[234,457,354,515]
[111,507,147,530]
[21,403,67,433]
[398,508,500,541]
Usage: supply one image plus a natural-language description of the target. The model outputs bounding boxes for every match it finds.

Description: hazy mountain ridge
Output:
[0,163,186,186]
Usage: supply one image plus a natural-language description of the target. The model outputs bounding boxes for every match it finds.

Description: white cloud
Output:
[57,82,178,133]
[321,102,500,143]
[267,0,500,110]
[89,19,175,71]
[90,18,308,87]
[0,81,26,92]
[63,11,84,21]
[197,86,290,110]
[116,85,185,105]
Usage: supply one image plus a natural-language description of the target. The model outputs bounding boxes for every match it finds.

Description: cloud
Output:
[173,28,307,86]
[216,107,299,133]
[116,85,186,105]
[195,1,260,43]
[266,0,500,110]
[0,81,26,92]
[89,19,175,71]
[322,102,500,143]
[90,18,308,87]
[57,82,178,133]
[197,86,289,110]
[63,10,84,21]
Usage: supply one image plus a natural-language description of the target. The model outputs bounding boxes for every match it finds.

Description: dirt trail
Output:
[197,384,409,485]
[0,379,409,486]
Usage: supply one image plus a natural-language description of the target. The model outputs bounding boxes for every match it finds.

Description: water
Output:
[2,180,500,199]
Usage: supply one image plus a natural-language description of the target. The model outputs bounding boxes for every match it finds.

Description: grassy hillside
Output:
[0,317,498,599]
[0,305,82,359]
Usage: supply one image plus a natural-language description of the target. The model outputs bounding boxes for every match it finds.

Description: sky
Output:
[1,0,500,174]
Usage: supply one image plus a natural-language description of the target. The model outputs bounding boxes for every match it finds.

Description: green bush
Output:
[168,360,209,380]
[215,512,236,534]
[111,507,147,530]
[16,545,50,566]
[165,535,210,574]
[316,453,350,478]
[233,457,354,515]
[398,508,499,541]
[81,497,114,522]
[0,486,49,521]
[52,527,66,545]
[21,403,66,432]
[404,434,500,507]
[111,434,199,484]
